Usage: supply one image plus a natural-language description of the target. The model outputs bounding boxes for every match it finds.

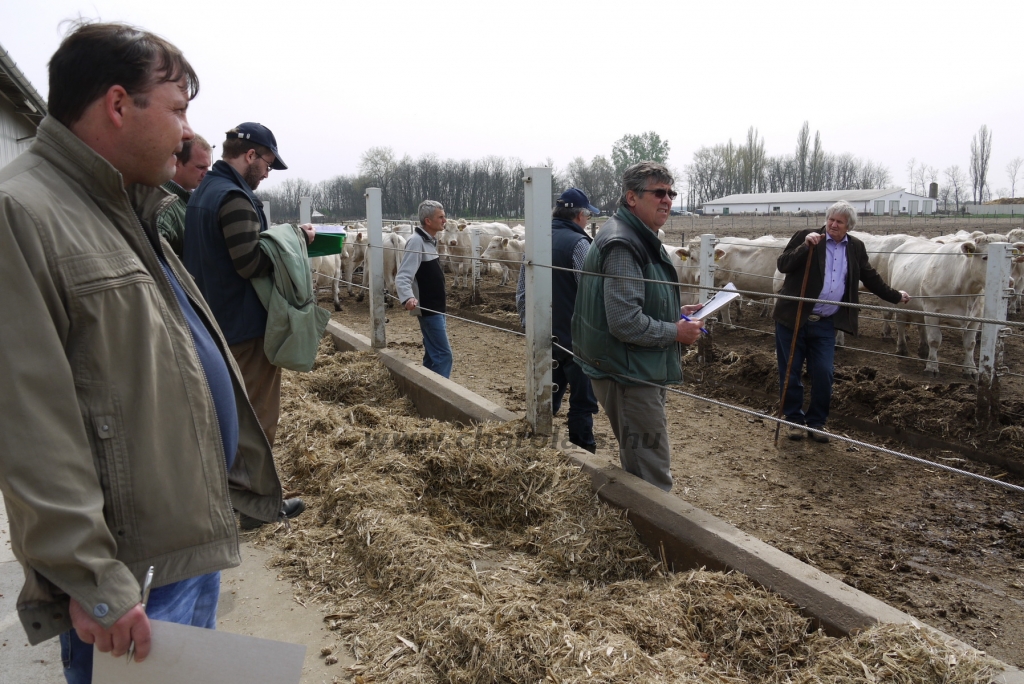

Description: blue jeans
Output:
[775,318,836,428]
[552,355,598,451]
[418,314,453,379]
[60,572,221,684]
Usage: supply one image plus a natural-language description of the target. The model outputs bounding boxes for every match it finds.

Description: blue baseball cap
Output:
[230,122,288,170]
[557,188,600,215]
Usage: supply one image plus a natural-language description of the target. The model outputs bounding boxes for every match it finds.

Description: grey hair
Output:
[418,200,444,226]
[552,205,590,222]
[618,161,675,208]
[826,200,858,229]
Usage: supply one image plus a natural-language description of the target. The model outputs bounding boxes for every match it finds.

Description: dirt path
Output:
[321,268,1024,668]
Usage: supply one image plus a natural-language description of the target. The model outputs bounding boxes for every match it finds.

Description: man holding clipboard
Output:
[573,162,704,492]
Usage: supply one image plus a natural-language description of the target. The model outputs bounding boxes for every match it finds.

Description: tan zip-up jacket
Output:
[0,116,282,644]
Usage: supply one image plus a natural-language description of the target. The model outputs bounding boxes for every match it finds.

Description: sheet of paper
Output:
[692,282,741,320]
[93,619,305,684]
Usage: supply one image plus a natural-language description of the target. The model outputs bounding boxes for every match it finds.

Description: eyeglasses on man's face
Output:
[255,153,276,171]
[641,188,678,200]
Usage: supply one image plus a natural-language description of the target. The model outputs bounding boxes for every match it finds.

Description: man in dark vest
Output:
[572,162,704,492]
[516,188,601,452]
[183,122,309,527]
[397,200,453,378]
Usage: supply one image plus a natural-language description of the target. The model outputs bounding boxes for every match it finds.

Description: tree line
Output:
[683,122,893,210]
[257,133,670,221]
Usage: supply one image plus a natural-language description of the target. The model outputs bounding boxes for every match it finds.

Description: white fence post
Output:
[299,196,312,225]
[977,242,1012,426]
[524,167,553,437]
[365,188,386,349]
[263,201,272,225]
[699,233,717,305]
[470,229,481,304]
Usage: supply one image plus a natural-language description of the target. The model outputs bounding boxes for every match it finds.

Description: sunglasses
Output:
[641,188,678,200]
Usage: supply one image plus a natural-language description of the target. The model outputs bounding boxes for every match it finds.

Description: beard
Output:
[243,161,263,190]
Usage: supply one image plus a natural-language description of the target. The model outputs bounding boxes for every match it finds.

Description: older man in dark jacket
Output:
[774,200,910,442]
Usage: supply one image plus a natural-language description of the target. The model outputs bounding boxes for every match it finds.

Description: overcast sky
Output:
[4,0,1023,196]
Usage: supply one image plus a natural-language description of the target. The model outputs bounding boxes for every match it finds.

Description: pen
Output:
[126,565,154,664]
[680,313,710,336]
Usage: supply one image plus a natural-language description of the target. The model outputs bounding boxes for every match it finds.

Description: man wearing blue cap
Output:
[184,123,310,528]
[516,188,600,452]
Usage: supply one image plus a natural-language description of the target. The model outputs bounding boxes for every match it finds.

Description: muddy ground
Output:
[317,216,1024,667]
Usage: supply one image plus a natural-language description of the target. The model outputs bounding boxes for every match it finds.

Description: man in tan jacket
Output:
[0,22,284,682]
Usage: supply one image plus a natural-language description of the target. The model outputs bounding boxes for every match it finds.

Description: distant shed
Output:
[702,189,936,216]
[0,41,46,170]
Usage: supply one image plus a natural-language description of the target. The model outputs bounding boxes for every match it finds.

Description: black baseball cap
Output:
[556,188,600,215]
[230,122,287,170]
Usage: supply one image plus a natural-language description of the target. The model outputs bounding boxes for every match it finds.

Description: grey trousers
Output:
[590,378,673,492]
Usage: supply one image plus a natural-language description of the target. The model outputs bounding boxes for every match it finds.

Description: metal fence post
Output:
[470,229,481,304]
[365,188,386,349]
[977,242,1012,428]
[699,233,717,305]
[300,196,312,225]
[264,201,272,225]
[524,167,553,437]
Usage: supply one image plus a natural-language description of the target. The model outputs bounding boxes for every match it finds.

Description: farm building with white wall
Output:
[0,42,46,170]
[701,188,936,216]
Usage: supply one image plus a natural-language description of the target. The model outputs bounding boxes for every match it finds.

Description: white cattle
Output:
[662,243,700,306]
[887,238,989,378]
[349,228,406,307]
[310,255,343,311]
[442,222,514,288]
[480,237,525,286]
[344,229,368,297]
[678,235,787,325]
[382,232,407,307]
[849,231,917,339]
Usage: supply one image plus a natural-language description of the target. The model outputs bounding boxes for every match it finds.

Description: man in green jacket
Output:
[0,22,284,682]
[573,162,704,492]
[156,133,212,257]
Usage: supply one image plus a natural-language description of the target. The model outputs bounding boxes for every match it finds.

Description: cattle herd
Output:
[307,220,1024,381]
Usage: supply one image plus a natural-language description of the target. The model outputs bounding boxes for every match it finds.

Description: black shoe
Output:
[786,426,806,441]
[808,428,830,444]
[569,435,597,454]
[239,497,306,530]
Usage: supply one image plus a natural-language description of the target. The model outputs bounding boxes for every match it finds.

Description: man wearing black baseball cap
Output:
[515,188,600,452]
[184,122,311,528]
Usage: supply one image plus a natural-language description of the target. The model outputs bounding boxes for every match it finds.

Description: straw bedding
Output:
[258,343,1003,683]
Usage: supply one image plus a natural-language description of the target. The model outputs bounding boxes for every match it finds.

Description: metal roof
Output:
[0,42,46,127]
[704,188,916,205]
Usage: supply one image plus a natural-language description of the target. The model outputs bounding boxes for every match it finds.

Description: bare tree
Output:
[969,125,993,204]
[1006,156,1023,198]
[945,165,968,212]
[905,158,917,194]
[359,146,398,198]
[795,121,810,191]
[938,182,952,211]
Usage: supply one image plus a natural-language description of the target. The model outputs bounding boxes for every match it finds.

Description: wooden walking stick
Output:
[774,242,816,445]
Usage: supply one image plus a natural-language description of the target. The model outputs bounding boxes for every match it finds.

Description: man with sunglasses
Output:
[184,123,311,527]
[573,162,704,492]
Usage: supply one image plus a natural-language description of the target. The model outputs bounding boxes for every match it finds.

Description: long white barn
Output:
[702,189,935,216]
[0,42,45,170]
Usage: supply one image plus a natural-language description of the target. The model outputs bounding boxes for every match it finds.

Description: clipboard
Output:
[692,282,741,320]
[93,619,305,684]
